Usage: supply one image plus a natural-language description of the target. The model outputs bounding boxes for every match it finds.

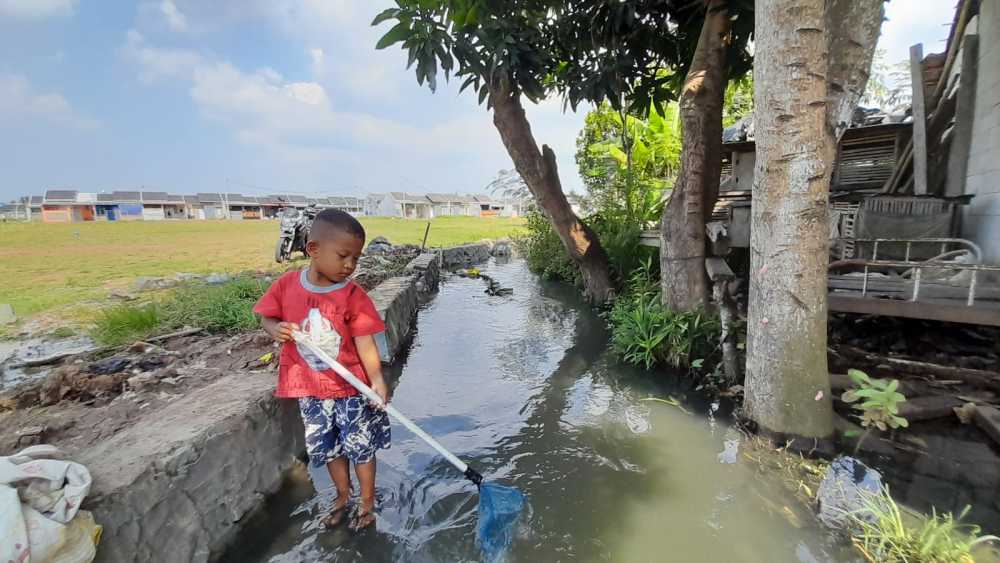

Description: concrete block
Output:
[79,373,303,563]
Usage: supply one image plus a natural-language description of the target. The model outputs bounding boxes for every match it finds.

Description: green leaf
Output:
[376,22,412,50]
[691,358,704,369]
[886,379,899,393]
[371,8,400,27]
[895,416,909,428]
[842,390,860,403]
[848,368,870,385]
[843,429,862,438]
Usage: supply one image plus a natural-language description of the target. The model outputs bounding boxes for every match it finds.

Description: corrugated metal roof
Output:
[197,192,223,203]
[97,194,116,202]
[141,191,170,203]
[45,190,78,202]
[167,194,185,202]
[29,196,43,206]
[183,195,199,204]
[389,192,430,204]
[112,191,142,202]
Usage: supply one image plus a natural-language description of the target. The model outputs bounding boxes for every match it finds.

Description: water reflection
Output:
[226,260,852,562]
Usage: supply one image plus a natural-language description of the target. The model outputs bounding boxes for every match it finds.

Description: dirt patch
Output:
[0,331,279,457]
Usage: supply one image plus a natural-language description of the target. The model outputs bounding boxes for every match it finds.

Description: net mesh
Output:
[476,483,525,562]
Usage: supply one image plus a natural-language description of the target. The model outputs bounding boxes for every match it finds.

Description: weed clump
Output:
[90,304,161,346]
[847,486,998,563]
[89,276,266,346]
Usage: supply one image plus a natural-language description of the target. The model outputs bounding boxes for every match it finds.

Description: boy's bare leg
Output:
[351,459,377,529]
[323,457,351,526]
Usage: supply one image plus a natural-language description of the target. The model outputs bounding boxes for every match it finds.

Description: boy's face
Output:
[307,231,364,282]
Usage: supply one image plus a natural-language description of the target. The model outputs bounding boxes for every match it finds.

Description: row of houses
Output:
[1,191,365,223]
[2,190,531,223]
[366,192,530,219]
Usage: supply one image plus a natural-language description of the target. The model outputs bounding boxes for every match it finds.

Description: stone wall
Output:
[369,252,439,364]
[438,243,491,268]
[80,373,303,563]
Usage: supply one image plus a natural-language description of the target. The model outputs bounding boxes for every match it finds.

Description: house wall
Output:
[163,205,186,219]
[378,197,402,217]
[42,206,72,223]
[119,204,144,220]
[962,1,1000,264]
[142,205,165,221]
[726,150,756,192]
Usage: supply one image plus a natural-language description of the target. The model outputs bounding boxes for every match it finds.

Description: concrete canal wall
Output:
[79,250,464,562]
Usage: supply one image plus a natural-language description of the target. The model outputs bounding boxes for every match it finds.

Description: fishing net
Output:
[476,483,525,562]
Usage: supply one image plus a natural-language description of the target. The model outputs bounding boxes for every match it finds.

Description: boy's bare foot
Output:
[321,497,349,528]
[349,501,376,530]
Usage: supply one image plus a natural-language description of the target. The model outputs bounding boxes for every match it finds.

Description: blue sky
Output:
[0,0,953,202]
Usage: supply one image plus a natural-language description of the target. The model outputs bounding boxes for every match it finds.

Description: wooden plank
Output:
[834,343,1000,391]
[930,0,973,109]
[639,230,661,248]
[974,405,1000,448]
[828,293,1000,328]
[946,34,979,198]
[705,257,734,281]
[910,44,929,196]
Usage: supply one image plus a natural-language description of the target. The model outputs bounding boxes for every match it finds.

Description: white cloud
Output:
[121,30,202,82]
[308,47,325,78]
[0,73,98,129]
[160,0,188,32]
[0,0,76,20]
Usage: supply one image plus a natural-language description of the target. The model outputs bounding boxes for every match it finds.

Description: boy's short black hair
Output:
[308,208,366,242]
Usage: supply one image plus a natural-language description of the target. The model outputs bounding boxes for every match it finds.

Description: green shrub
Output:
[515,210,579,284]
[161,276,266,333]
[90,304,161,346]
[848,486,998,563]
[609,258,720,370]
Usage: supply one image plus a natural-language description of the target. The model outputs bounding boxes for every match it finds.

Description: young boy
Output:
[254,208,390,530]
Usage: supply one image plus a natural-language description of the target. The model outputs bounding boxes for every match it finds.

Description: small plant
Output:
[847,486,999,563]
[90,303,161,346]
[842,368,909,431]
[609,257,720,370]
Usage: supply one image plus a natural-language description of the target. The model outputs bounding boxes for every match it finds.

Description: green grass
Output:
[91,303,161,347]
[848,486,999,563]
[160,276,267,334]
[0,216,524,321]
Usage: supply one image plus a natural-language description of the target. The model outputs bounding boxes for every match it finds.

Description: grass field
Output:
[0,216,524,321]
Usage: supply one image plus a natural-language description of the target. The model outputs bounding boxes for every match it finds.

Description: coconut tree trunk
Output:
[491,84,614,303]
[744,0,883,438]
[660,0,730,312]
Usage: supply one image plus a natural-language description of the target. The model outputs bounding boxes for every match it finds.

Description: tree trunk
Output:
[660,0,730,312]
[744,0,883,438]
[490,85,614,304]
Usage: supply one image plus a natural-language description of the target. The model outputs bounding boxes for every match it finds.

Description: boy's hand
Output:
[370,379,390,409]
[271,321,299,342]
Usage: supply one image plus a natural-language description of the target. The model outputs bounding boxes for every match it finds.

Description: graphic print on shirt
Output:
[295,310,343,370]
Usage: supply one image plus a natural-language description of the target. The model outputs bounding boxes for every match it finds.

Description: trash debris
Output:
[0,445,101,563]
[816,456,883,530]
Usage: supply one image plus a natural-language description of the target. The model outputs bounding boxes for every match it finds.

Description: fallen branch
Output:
[146,327,204,342]
[840,345,1000,392]
[9,352,78,369]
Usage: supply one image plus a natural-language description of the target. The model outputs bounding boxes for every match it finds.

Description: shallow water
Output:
[227,259,860,562]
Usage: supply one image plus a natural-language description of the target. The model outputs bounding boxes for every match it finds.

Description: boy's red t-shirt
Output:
[253,270,385,399]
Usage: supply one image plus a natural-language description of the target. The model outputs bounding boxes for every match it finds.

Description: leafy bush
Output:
[515,210,579,284]
[161,276,267,334]
[842,369,909,431]
[90,304,161,346]
[848,486,998,563]
[609,259,720,370]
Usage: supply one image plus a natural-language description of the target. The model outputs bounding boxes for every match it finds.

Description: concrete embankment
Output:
[79,250,458,562]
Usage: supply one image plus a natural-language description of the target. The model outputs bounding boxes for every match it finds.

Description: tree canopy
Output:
[373,0,754,114]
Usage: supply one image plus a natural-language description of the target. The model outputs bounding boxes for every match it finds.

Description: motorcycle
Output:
[274,206,316,263]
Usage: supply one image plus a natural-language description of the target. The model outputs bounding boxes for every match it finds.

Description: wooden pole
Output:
[946,34,979,198]
[910,44,929,196]
[421,221,431,250]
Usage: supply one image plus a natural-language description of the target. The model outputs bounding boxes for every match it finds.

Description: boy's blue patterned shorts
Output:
[298,395,391,466]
